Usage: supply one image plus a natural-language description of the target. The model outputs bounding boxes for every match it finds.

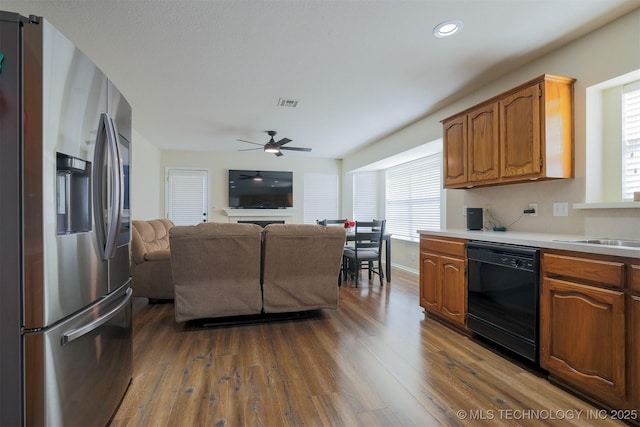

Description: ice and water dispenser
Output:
[56,152,92,235]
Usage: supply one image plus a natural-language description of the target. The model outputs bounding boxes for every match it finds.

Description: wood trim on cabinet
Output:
[630,264,640,294]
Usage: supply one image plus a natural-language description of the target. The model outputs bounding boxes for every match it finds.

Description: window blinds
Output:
[353,171,379,221]
[303,173,338,224]
[385,154,442,241]
[623,81,640,200]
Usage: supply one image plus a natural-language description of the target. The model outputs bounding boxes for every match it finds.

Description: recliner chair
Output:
[131,219,175,300]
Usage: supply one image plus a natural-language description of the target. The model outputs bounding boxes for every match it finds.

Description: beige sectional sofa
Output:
[169,222,346,322]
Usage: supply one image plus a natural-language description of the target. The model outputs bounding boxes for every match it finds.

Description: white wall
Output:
[159,150,341,224]
[130,9,640,272]
[131,130,162,220]
[342,8,640,272]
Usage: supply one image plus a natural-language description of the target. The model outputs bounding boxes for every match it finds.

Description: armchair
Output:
[131,219,175,300]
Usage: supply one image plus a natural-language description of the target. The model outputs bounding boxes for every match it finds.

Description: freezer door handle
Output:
[61,288,132,345]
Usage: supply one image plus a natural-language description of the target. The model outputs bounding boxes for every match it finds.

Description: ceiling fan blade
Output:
[280,146,312,152]
[275,151,284,157]
[276,137,292,146]
[238,147,262,151]
[236,139,264,147]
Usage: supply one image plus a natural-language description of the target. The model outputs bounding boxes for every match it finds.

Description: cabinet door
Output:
[443,116,467,187]
[541,277,626,406]
[439,256,466,326]
[419,253,440,312]
[500,84,541,178]
[631,265,640,410]
[468,102,499,183]
[632,296,640,410]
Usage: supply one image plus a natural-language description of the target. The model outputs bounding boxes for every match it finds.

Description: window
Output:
[385,154,442,242]
[353,171,379,221]
[623,81,640,200]
[166,168,208,225]
[585,70,640,204]
[303,173,338,224]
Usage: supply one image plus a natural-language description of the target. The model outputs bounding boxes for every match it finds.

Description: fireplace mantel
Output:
[223,209,296,218]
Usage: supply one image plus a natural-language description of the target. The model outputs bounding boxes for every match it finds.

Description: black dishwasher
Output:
[466,241,540,363]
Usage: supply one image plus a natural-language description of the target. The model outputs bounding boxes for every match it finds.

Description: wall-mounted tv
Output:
[228,170,293,209]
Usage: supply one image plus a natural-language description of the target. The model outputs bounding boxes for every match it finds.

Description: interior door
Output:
[166,168,209,225]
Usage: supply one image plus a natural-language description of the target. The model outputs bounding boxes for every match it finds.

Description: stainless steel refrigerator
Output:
[0,11,133,426]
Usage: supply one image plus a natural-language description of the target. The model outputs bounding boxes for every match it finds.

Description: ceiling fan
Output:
[237,130,312,156]
[238,171,265,181]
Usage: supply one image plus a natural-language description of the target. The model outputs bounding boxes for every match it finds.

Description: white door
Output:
[166,168,208,225]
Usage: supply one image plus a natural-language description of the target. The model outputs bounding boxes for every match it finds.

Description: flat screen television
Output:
[228,170,293,209]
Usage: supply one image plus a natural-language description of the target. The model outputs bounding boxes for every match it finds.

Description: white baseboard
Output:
[389,263,418,276]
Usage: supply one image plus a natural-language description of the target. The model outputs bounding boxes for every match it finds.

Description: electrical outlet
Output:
[527,203,538,216]
[553,202,569,216]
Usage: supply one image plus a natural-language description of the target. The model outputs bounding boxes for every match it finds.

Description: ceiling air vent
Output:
[277,98,299,108]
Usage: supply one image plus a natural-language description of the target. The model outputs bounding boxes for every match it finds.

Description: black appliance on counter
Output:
[466,241,540,363]
[466,207,483,230]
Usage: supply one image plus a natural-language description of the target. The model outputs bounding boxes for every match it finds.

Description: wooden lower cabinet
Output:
[631,264,640,412]
[541,251,639,414]
[632,295,640,411]
[419,236,466,328]
[540,277,626,406]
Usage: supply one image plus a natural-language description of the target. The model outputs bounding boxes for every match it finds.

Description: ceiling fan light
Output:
[264,144,280,153]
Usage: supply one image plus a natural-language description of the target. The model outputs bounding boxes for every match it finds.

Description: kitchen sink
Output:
[556,239,640,248]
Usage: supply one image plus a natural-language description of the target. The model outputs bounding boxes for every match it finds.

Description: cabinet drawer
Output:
[543,253,625,289]
[420,237,466,257]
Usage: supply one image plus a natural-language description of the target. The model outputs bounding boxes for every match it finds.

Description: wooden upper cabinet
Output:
[500,84,541,178]
[468,102,500,184]
[442,74,575,189]
[443,115,467,186]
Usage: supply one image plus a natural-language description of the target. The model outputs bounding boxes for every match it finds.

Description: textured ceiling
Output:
[2,0,638,158]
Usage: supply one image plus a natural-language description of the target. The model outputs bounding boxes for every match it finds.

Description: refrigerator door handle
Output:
[104,114,123,258]
[93,113,109,259]
[92,113,122,260]
[61,288,132,345]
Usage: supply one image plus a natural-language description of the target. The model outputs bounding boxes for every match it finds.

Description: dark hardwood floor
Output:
[110,269,624,426]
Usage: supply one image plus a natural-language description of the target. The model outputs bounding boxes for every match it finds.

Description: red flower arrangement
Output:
[343,219,356,229]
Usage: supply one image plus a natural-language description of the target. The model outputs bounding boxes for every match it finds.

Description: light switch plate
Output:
[553,202,569,216]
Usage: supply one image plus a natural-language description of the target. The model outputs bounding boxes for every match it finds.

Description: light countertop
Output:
[417,229,640,258]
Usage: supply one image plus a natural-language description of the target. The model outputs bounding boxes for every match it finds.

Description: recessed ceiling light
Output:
[433,20,463,38]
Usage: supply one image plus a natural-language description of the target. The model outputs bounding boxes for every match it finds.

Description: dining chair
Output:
[340,219,386,287]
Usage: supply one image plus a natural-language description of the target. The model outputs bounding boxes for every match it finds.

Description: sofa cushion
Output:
[144,249,171,262]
